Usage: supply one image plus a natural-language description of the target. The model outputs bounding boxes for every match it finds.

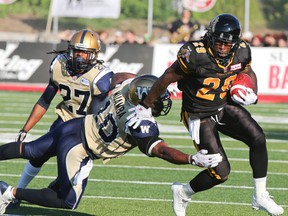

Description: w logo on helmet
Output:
[128,74,172,117]
[136,86,151,101]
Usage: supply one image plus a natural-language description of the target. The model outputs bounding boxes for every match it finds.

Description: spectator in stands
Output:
[123,30,142,44]
[250,35,263,47]
[276,33,288,47]
[262,33,277,47]
[111,31,124,46]
[98,30,110,45]
[58,29,74,42]
[168,8,199,44]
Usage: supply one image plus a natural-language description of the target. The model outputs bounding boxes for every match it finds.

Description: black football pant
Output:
[183,103,267,193]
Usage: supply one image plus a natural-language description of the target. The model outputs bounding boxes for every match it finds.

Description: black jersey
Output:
[176,38,251,119]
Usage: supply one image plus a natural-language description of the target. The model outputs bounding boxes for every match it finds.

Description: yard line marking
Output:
[1,132,288,144]
[82,195,288,208]
[0,113,56,118]
[0,162,287,176]
[171,146,288,153]
[160,135,288,143]
[0,121,52,126]
[0,174,287,191]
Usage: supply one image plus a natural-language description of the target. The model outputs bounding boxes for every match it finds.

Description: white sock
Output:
[254,177,267,198]
[17,162,41,188]
[182,183,195,197]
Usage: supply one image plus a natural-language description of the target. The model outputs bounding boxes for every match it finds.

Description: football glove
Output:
[167,83,180,97]
[190,149,222,168]
[126,104,153,129]
[231,87,258,106]
[15,129,27,143]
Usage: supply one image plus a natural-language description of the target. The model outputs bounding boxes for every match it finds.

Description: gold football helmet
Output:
[68,29,101,74]
[128,75,172,117]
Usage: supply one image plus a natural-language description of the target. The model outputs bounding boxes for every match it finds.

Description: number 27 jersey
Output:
[50,54,113,122]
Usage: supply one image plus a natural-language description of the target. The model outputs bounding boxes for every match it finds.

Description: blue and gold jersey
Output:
[84,79,161,160]
[49,54,113,121]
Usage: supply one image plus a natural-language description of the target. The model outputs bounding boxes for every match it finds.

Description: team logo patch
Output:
[230,63,242,71]
[81,78,90,86]
[178,47,191,63]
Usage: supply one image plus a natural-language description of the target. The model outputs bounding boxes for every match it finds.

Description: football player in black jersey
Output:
[0,75,222,214]
[127,14,284,216]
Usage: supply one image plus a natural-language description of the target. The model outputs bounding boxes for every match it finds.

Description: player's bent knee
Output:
[212,174,229,185]
[209,160,231,183]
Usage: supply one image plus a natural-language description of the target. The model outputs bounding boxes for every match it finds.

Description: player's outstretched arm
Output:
[151,141,222,168]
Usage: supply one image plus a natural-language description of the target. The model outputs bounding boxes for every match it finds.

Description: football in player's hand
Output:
[230,73,254,97]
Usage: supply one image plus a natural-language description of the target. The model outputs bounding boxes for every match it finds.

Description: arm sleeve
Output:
[37,79,58,110]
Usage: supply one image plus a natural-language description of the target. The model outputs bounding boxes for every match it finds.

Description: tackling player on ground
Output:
[127,14,284,216]
[0,75,222,214]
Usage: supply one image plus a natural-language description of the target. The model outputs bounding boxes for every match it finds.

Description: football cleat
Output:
[0,181,14,214]
[252,191,284,215]
[171,182,191,216]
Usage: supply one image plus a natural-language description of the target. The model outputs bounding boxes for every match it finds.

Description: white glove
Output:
[167,83,180,97]
[190,149,222,168]
[231,88,258,106]
[73,159,93,185]
[126,104,152,129]
[15,130,27,142]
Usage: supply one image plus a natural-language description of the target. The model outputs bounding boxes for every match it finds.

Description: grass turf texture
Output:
[0,91,287,216]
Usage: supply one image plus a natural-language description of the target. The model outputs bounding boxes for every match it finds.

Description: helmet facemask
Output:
[67,29,101,75]
[206,14,241,65]
[68,46,98,74]
[151,91,172,117]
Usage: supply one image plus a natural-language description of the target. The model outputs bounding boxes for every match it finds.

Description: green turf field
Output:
[0,90,287,216]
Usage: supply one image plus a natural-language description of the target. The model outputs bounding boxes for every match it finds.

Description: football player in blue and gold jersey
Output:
[0,75,222,213]
[127,14,284,216]
[11,29,114,208]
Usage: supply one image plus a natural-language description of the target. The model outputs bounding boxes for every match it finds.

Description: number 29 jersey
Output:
[176,38,252,119]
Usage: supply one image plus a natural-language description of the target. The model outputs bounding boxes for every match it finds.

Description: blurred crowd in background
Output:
[58,9,288,47]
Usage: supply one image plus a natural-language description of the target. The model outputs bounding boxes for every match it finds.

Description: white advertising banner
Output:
[152,45,288,97]
[152,44,181,77]
[51,0,121,18]
[251,47,288,95]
